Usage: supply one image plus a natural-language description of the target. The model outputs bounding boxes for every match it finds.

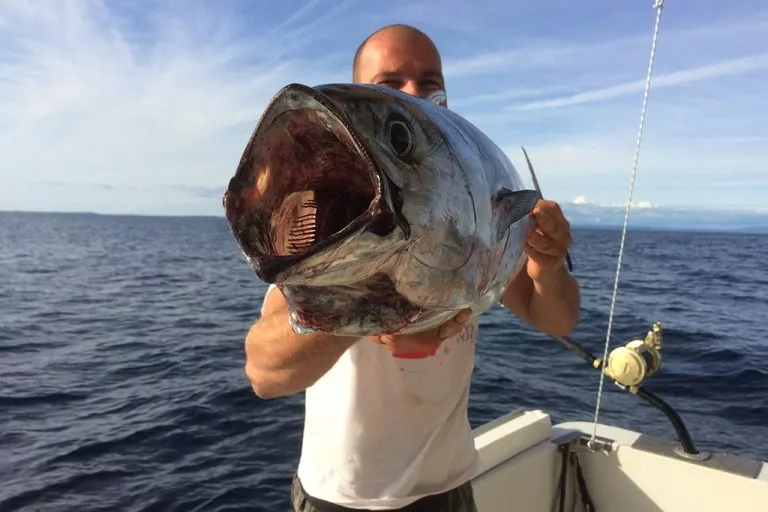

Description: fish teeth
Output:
[272,190,318,256]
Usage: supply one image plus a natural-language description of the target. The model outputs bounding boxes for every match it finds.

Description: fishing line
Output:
[588,0,665,447]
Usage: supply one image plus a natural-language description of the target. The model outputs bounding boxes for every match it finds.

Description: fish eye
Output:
[387,119,414,158]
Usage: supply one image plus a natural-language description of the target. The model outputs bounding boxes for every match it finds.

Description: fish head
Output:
[223,83,426,288]
[315,83,482,270]
[223,83,488,334]
[308,83,455,195]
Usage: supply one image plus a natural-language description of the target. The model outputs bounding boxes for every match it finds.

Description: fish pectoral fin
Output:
[520,145,574,272]
[493,188,540,240]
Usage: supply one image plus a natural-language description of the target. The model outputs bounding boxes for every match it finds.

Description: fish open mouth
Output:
[264,109,376,256]
[223,84,385,281]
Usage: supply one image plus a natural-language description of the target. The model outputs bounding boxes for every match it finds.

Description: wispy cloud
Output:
[0,0,351,203]
[510,53,768,111]
[440,7,768,213]
[0,0,766,218]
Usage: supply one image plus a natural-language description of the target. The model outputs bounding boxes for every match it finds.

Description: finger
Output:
[534,204,572,244]
[380,333,442,357]
[550,212,573,248]
[533,209,559,238]
[437,308,472,340]
[374,308,472,352]
[534,211,573,250]
[550,211,573,247]
[370,334,396,350]
[524,243,561,267]
[530,214,572,250]
[538,199,564,219]
[527,231,564,257]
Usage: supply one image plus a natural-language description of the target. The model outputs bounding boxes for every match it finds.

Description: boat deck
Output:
[471,409,768,511]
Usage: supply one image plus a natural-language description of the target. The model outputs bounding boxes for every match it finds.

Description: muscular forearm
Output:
[244,312,358,399]
[528,265,580,337]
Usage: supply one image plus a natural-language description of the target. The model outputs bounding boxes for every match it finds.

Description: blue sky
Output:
[1,0,766,224]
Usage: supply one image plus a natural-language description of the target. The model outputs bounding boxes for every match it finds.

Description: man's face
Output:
[355,31,446,105]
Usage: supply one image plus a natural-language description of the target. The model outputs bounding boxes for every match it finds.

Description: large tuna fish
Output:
[223,83,541,336]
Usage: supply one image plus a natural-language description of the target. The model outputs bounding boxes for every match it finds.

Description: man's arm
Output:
[501,200,581,337]
[502,264,580,337]
[244,287,358,399]
[245,287,473,399]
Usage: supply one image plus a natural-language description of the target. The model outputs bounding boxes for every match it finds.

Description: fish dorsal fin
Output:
[519,145,574,272]
[521,146,544,200]
[493,188,540,241]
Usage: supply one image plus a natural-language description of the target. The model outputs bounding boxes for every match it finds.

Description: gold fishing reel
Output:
[602,322,663,389]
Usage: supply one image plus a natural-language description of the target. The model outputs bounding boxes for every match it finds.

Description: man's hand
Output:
[525,200,573,283]
[501,199,580,337]
[369,309,473,357]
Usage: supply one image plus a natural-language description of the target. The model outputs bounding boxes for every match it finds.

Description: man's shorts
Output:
[291,474,478,512]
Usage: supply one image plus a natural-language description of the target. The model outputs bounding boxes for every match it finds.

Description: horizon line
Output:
[3,203,768,217]
[2,208,766,236]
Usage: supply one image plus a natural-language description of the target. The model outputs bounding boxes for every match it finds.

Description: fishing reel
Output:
[603,322,663,389]
[551,321,700,456]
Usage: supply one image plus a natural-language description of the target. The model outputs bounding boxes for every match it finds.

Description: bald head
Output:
[352,24,446,103]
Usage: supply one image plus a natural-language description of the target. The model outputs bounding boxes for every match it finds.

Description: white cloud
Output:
[1,1,765,216]
[0,0,350,208]
[445,43,591,77]
[509,53,768,111]
[572,196,592,205]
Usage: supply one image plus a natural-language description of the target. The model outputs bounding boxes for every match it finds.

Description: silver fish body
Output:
[223,83,540,336]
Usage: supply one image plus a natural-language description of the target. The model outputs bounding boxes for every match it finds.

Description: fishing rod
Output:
[548,322,705,459]
[552,0,710,462]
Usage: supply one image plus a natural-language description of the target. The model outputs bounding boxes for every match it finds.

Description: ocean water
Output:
[1,211,767,512]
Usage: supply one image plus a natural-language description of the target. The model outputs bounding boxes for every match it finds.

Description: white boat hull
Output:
[471,409,768,511]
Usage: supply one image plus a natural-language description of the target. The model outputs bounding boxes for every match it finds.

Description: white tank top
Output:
[261,286,479,509]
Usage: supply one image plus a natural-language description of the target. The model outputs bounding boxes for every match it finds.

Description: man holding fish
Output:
[239,24,580,512]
